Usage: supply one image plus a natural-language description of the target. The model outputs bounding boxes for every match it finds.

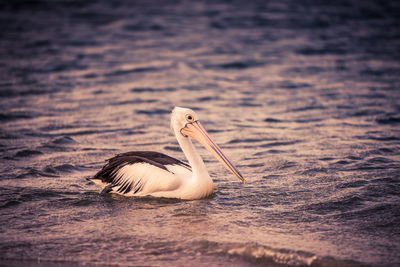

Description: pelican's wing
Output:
[115,151,191,170]
[92,151,191,195]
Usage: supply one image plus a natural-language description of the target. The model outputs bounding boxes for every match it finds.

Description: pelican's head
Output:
[170,107,200,133]
[170,107,246,184]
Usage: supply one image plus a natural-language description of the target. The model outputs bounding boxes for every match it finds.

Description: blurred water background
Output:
[0,0,399,266]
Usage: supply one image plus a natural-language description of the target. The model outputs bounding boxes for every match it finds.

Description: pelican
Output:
[90,107,246,200]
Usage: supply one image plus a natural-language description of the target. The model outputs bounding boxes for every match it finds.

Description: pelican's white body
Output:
[92,161,214,199]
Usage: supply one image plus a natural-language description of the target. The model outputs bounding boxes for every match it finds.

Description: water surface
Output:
[1,0,400,266]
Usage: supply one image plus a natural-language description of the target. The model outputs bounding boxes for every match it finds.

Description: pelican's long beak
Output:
[181,121,246,184]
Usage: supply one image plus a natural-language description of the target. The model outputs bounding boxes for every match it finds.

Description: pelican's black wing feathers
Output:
[93,151,191,192]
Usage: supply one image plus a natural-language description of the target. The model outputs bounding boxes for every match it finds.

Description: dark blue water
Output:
[1,0,400,266]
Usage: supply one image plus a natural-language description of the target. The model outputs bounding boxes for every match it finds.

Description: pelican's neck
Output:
[175,131,209,179]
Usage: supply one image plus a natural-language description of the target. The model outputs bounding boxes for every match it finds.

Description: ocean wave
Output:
[14,150,43,158]
[50,136,76,145]
[0,186,64,209]
[204,60,264,70]
[222,243,317,266]
[104,66,166,77]
[200,241,366,267]
[0,112,34,122]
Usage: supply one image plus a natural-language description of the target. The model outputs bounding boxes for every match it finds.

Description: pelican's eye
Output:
[185,114,194,122]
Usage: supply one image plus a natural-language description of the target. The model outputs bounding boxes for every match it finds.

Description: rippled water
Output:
[1,0,400,266]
